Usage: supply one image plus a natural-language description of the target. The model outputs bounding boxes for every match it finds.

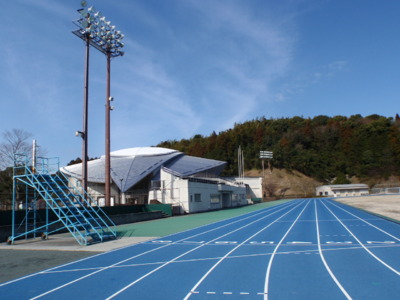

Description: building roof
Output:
[319,184,369,191]
[60,147,226,192]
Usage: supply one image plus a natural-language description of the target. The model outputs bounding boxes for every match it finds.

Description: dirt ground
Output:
[335,194,400,222]
[246,168,320,197]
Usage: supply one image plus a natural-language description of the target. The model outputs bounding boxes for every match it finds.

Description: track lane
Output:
[0,201,296,299]
[36,200,299,299]
[1,198,400,299]
[183,200,308,299]
[319,198,400,299]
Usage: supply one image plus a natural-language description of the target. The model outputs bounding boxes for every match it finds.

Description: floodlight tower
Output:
[73,1,125,206]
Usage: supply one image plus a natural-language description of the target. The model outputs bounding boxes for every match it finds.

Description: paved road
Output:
[1,198,399,299]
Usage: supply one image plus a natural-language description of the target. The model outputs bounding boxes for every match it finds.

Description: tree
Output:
[156,114,400,181]
[0,129,34,170]
[0,167,13,210]
[67,158,82,166]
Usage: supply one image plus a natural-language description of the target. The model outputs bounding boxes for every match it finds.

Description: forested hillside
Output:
[158,114,400,183]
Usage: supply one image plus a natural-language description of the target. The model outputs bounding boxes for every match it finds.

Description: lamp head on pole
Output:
[75,131,85,139]
[72,2,125,58]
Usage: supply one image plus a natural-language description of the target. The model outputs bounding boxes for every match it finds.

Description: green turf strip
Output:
[116,199,293,238]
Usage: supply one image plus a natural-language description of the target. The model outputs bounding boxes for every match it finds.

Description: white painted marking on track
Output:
[326,241,353,244]
[152,240,172,243]
[249,241,274,244]
[108,200,301,300]
[326,200,400,243]
[315,200,352,300]
[182,241,205,244]
[367,241,395,244]
[184,200,307,300]
[287,241,312,244]
[264,200,311,300]
[215,241,238,244]
[322,200,400,276]
[29,201,298,299]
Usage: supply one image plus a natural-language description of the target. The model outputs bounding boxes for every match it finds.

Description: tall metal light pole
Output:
[105,53,112,207]
[73,1,124,206]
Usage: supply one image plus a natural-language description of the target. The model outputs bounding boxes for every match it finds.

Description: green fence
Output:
[0,204,173,226]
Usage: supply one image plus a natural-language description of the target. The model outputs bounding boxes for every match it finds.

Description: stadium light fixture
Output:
[73,1,125,207]
[75,131,85,138]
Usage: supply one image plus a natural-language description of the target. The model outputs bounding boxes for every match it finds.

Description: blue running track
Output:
[1,198,400,299]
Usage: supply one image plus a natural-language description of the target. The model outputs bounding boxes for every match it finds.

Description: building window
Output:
[194,193,201,202]
[210,194,220,203]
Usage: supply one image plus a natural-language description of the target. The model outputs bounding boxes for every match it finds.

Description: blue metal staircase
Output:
[8,154,117,246]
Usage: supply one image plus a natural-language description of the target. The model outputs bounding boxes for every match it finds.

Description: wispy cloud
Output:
[104,0,297,142]
[273,60,348,102]
[0,0,299,162]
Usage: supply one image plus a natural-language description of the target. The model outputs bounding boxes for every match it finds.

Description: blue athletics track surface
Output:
[1,198,400,299]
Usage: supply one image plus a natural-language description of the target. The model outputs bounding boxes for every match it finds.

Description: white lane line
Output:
[263,200,310,300]
[41,243,400,275]
[315,200,352,299]
[4,202,297,288]
[321,200,400,276]
[367,241,395,244]
[287,241,312,244]
[184,200,308,300]
[326,200,400,242]
[28,201,298,299]
[108,200,305,300]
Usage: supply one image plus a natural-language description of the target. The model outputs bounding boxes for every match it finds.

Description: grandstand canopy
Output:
[60,147,226,192]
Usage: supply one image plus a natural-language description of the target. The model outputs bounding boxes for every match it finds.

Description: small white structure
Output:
[151,168,247,214]
[224,176,263,200]
[316,184,369,197]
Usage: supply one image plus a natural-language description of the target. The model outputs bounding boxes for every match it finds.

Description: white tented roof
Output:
[110,147,178,157]
[60,147,226,193]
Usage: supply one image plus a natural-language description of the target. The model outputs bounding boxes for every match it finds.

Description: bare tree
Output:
[0,129,33,170]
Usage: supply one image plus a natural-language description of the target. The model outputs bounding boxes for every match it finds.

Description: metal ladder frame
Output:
[8,154,117,245]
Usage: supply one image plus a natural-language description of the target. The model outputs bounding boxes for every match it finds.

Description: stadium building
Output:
[60,147,251,214]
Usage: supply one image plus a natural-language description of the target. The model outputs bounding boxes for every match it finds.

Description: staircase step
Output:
[14,168,117,246]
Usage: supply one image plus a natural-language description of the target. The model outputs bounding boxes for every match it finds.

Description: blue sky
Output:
[1,0,399,167]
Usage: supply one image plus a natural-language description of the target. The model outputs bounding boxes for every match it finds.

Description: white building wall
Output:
[150,169,247,214]
[316,185,369,197]
[316,186,332,196]
[229,177,263,199]
[187,181,247,213]
[67,177,119,206]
